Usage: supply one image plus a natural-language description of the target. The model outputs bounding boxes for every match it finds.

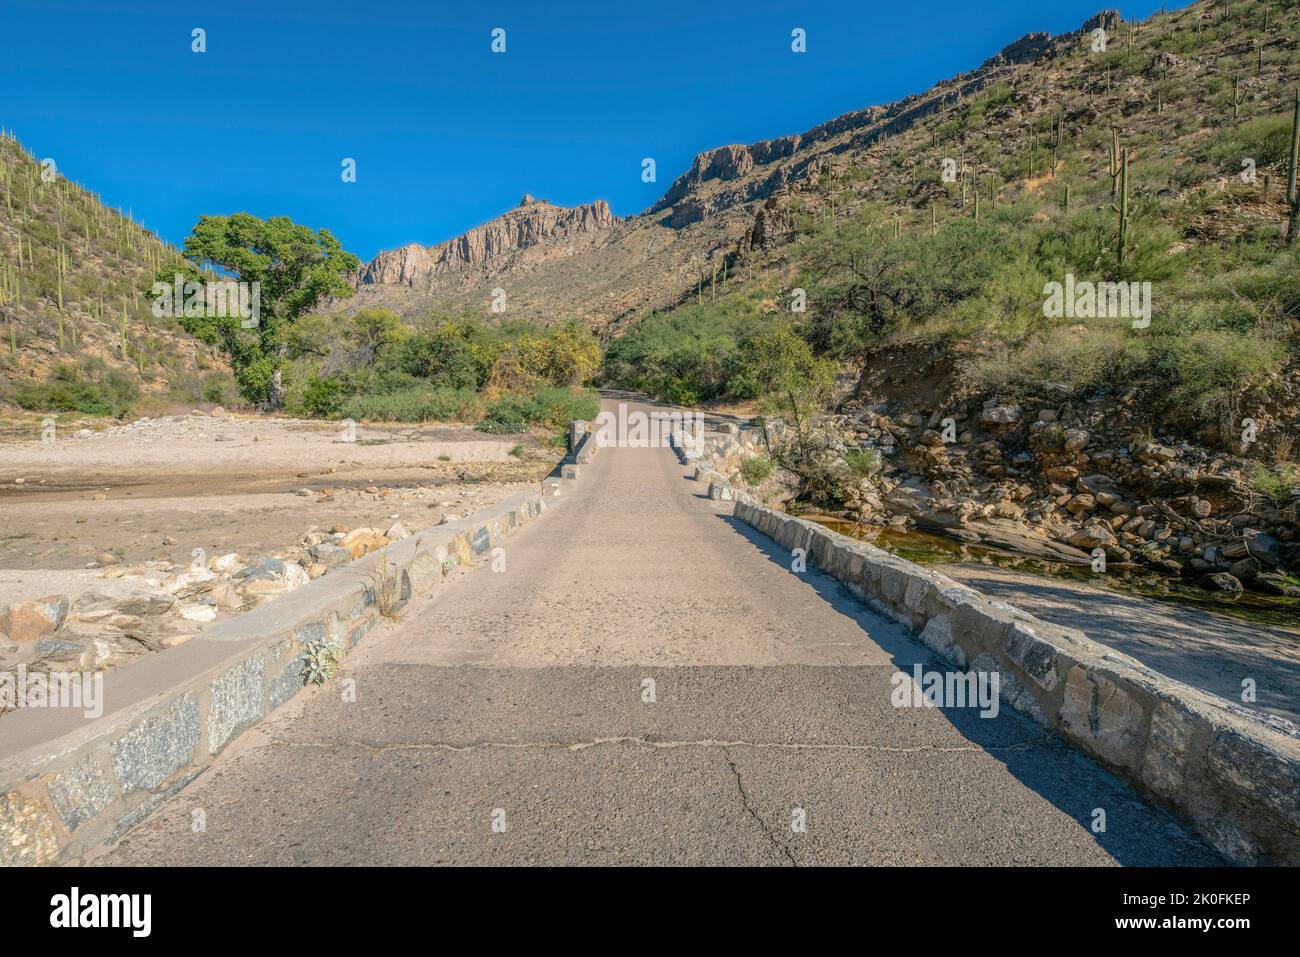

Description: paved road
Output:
[98,398,1219,865]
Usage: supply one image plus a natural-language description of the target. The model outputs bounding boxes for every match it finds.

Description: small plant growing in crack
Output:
[368,562,403,621]
[301,636,342,686]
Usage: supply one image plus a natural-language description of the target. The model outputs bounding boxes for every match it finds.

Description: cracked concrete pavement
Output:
[95,397,1221,866]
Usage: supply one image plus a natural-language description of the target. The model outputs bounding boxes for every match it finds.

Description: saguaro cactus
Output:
[1051,112,1063,175]
[1113,146,1131,265]
[1287,90,1300,245]
[1108,128,1122,198]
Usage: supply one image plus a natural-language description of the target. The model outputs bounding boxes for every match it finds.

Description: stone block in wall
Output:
[826,541,869,593]
[1059,665,1150,769]
[207,653,267,754]
[110,694,201,795]
[408,549,443,595]
[949,595,1024,654]
[46,755,115,833]
[267,650,309,711]
[1207,726,1300,837]
[0,790,58,866]
[770,513,798,550]
[971,651,1049,727]
[1140,699,1207,808]
[1001,621,1061,692]
[877,563,912,606]
[918,614,967,669]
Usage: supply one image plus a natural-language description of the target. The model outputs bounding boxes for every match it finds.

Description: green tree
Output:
[735,325,834,450]
[398,319,501,389]
[349,308,408,365]
[165,213,359,406]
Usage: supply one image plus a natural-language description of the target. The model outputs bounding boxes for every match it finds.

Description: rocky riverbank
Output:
[784,395,1300,604]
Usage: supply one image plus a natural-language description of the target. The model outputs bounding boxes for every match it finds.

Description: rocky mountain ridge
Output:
[354,194,615,289]
[344,11,1137,326]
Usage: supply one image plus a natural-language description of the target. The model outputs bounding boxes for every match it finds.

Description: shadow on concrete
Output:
[715,511,1223,866]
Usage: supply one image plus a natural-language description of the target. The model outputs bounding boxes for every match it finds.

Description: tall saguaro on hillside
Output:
[1287,90,1300,245]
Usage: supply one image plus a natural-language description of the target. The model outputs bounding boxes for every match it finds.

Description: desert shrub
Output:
[395,318,502,390]
[740,456,775,485]
[202,375,238,405]
[8,365,138,417]
[476,387,600,434]
[968,326,1149,398]
[490,322,601,389]
[844,449,883,478]
[602,297,774,403]
[1152,329,1284,415]
[1206,110,1296,173]
[732,325,834,444]
[1250,460,1300,501]
[799,211,1018,355]
[342,386,483,423]
[1031,207,1182,284]
[288,375,349,418]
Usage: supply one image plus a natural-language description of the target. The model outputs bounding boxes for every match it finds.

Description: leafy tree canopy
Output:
[162,212,359,405]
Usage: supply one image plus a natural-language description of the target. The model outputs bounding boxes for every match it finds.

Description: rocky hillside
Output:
[342,12,1159,328]
[343,5,1300,335]
[0,131,234,415]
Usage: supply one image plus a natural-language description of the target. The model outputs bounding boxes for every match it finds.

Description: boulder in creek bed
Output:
[308,543,353,568]
[232,557,310,592]
[1254,571,1300,598]
[0,595,71,642]
[338,528,392,559]
[74,580,176,618]
[1242,530,1287,569]
[1067,524,1117,550]
[979,403,1021,426]
[1199,572,1244,598]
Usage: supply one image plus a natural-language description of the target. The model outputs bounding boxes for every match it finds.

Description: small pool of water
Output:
[805,514,1300,629]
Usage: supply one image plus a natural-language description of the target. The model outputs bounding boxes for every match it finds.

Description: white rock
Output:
[164,568,218,596]
[209,553,244,574]
[177,603,217,622]
[282,562,310,591]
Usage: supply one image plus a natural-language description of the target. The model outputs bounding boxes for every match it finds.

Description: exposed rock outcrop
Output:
[980,32,1053,68]
[356,196,614,287]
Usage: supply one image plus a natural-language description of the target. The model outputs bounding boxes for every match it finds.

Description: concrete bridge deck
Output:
[97,398,1219,865]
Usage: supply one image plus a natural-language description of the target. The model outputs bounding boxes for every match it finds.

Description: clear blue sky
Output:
[2,0,1172,262]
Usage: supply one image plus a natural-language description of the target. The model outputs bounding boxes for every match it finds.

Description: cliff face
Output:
[356,195,614,287]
